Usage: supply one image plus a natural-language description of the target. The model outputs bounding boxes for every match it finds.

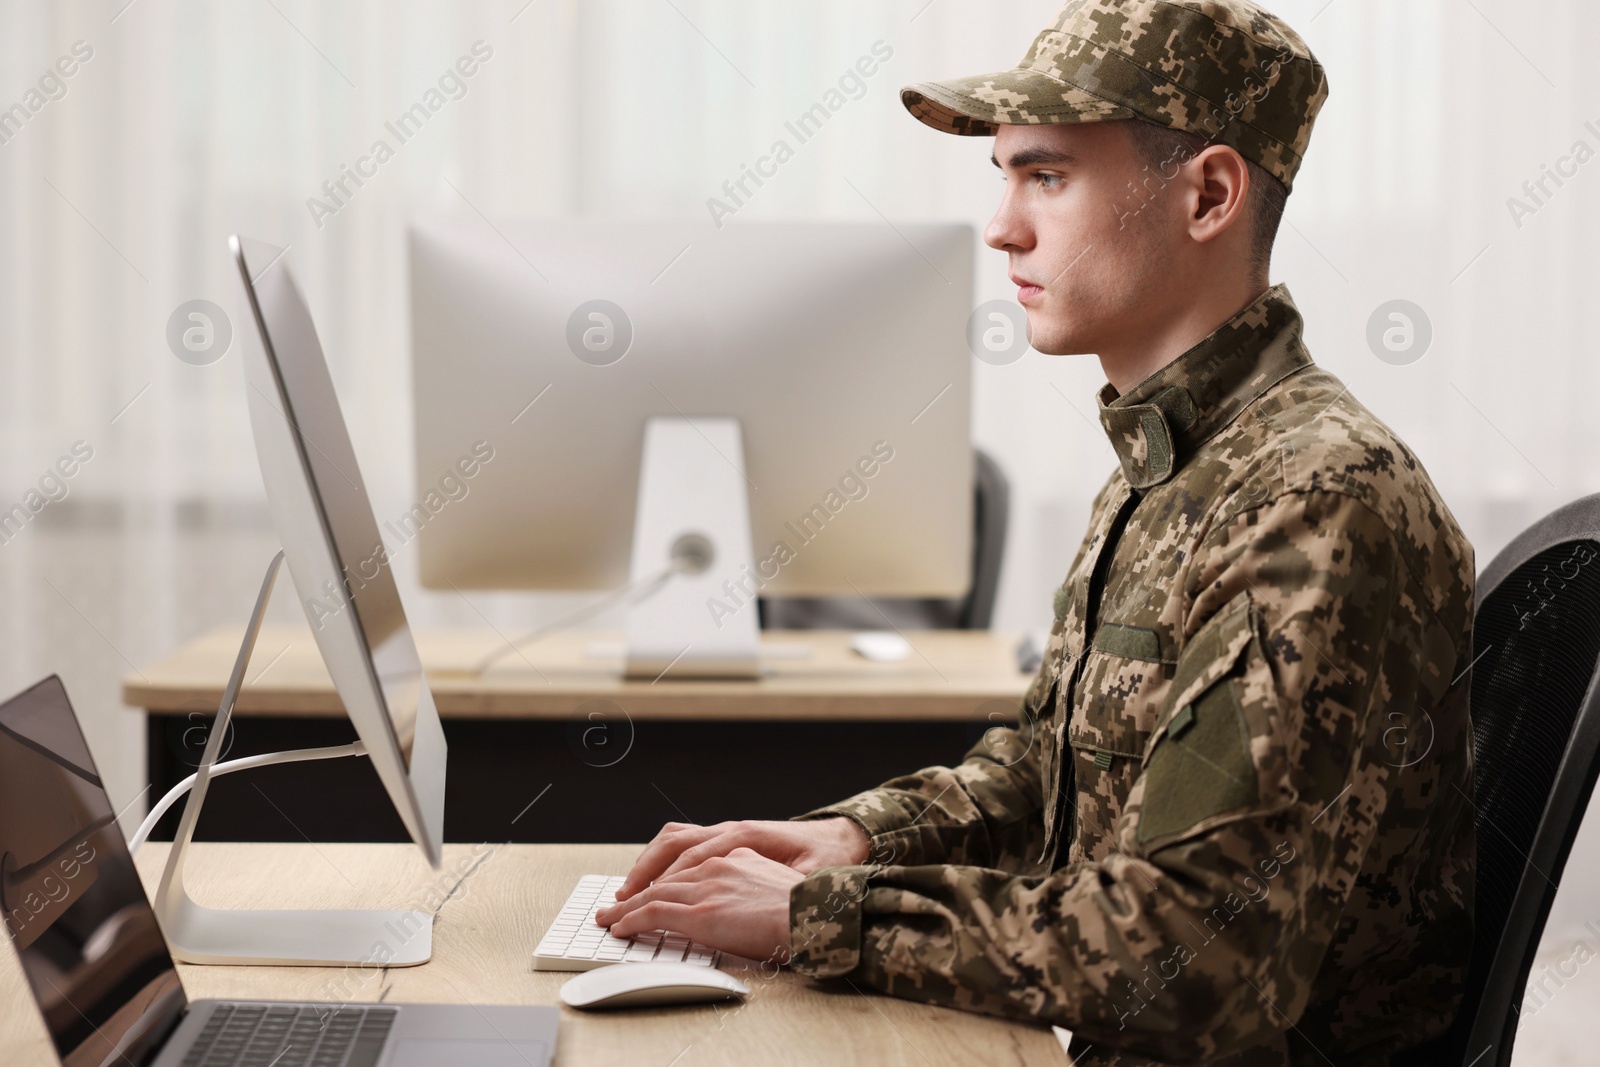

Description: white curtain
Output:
[3,0,1599,961]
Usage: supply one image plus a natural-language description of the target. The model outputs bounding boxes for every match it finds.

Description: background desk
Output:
[124,627,1032,843]
[0,842,1061,1066]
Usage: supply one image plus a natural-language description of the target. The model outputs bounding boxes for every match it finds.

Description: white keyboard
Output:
[532,874,721,972]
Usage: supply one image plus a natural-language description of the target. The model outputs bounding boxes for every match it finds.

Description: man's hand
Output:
[615,817,869,901]
[594,848,806,962]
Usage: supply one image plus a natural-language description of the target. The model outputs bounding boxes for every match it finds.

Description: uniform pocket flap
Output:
[1134,596,1270,848]
[1146,596,1258,758]
[1136,674,1259,846]
[1090,622,1168,663]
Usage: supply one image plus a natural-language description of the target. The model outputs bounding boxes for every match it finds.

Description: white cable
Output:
[128,740,366,855]
[470,563,682,676]
[132,564,683,851]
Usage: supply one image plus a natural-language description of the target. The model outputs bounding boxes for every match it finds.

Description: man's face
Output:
[985,121,1180,358]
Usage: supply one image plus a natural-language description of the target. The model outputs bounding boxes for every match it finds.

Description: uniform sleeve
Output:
[788,670,1051,871]
[786,475,1122,871]
[787,488,1434,1062]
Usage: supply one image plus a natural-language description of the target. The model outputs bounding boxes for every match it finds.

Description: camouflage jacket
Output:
[788,284,1476,1066]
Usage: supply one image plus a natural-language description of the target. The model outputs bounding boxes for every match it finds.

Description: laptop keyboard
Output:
[179,1002,397,1067]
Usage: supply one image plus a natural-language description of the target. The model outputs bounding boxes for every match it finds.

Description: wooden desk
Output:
[125,626,1028,720]
[0,843,1061,1066]
[125,628,1031,844]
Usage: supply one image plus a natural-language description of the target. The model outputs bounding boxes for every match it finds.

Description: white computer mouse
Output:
[558,962,750,1010]
[850,630,911,662]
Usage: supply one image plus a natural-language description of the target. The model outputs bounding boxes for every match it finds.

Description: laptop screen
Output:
[0,676,185,1066]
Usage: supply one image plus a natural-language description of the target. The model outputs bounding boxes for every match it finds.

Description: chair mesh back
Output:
[1464,538,1600,1026]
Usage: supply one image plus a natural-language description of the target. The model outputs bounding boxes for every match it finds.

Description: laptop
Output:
[0,676,559,1067]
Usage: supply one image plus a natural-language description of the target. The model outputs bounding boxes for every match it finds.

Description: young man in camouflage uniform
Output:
[598,1,1476,1061]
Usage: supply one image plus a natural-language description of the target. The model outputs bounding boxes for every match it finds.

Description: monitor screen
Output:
[408,219,974,597]
[239,239,424,768]
[232,235,446,866]
[0,677,185,1066]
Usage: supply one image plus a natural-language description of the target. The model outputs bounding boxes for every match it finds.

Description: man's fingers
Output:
[607,897,696,939]
[599,874,704,927]
[616,823,714,898]
[656,828,751,882]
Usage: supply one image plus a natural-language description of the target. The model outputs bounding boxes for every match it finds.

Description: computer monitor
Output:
[409,219,974,678]
[136,236,453,966]
[408,219,974,597]
[231,235,446,864]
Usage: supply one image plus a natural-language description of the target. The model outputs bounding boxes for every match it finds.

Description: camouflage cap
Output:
[901,0,1328,192]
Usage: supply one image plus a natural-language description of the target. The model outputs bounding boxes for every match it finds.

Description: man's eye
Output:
[1034,173,1063,189]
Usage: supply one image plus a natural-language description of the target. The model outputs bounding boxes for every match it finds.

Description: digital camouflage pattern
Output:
[788,285,1477,1066]
[901,0,1329,192]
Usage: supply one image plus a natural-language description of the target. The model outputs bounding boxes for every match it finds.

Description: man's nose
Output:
[984,189,1031,253]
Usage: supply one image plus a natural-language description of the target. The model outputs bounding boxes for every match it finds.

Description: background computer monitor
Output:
[408,219,974,598]
[232,236,446,866]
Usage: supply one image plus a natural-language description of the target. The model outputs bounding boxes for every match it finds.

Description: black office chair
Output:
[1403,493,1600,1066]
[758,447,1010,631]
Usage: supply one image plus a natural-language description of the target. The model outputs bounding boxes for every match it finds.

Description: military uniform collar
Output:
[1096,284,1311,489]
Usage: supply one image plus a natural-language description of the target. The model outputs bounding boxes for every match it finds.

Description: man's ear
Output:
[1184,144,1252,246]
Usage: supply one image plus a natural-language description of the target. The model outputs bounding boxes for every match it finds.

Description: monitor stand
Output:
[152,551,433,967]
[624,416,761,679]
